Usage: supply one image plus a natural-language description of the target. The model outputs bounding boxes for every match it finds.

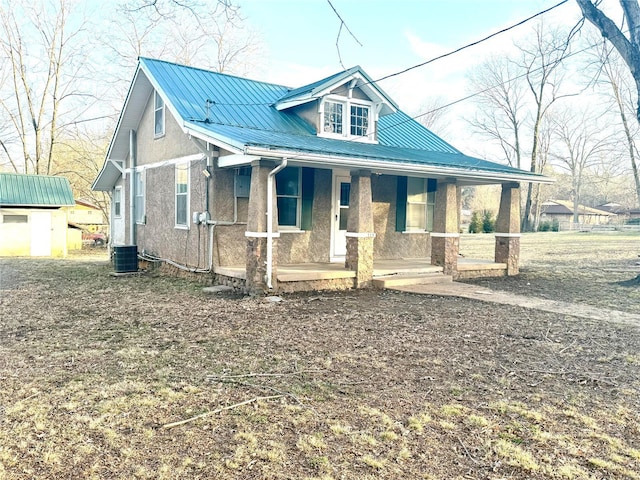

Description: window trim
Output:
[154,91,165,138]
[113,186,122,218]
[175,162,190,229]
[319,95,375,142]
[134,168,146,225]
[396,176,436,232]
[276,166,302,230]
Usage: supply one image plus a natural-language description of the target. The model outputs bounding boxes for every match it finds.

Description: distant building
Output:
[540,200,616,230]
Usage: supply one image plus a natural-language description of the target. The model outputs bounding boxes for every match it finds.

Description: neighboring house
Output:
[540,200,616,230]
[66,200,108,233]
[595,202,640,224]
[93,58,550,292]
[0,173,75,257]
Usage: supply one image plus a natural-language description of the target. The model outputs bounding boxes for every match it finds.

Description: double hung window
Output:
[134,169,145,224]
[113,187,122,218]
[276,167,301,228]
[396,177,436,232]
[175,163,189,228]
[154,92,165,137]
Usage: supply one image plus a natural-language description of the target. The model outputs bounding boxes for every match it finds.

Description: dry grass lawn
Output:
[0,232,638,479]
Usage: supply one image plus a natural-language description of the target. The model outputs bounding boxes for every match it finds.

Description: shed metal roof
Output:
[0,173,75,207]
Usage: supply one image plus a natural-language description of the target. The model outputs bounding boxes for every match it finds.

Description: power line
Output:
[367,0,569,85]
[205,1,571,109]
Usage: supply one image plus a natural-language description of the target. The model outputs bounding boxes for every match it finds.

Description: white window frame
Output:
[275,166,301,229]
[319,95,375,142]
[175,162,190,229]
[134,168,145,224]
[154,91,165,138]
[113,186,122,218]
[406,177,436,232]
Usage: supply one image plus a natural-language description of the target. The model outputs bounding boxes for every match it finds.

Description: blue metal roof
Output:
[0,173,75,207]
[137,58,545,180]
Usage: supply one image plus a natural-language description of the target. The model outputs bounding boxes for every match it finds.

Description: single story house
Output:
[0,173,75,257]
[540,200,616,230]
[93,58,550,292]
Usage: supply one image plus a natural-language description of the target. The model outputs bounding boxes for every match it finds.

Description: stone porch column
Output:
[245,159,279,292]
[345,170,375,288]
[431,179,459,275]
[495,182,521,275]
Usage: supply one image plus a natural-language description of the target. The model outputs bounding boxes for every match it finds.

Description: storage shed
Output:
[0,173,75,257]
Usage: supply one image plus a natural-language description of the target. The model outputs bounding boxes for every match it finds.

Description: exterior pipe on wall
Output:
[129,129,137,246]
[266,158,287,289]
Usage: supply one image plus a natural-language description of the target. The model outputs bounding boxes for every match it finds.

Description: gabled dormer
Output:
[274,66,398,144]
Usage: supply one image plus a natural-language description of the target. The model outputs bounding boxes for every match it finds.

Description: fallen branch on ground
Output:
[162,394,284,429]
[207,368,324,380]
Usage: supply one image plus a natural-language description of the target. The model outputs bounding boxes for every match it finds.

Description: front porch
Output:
[213,257,508,293]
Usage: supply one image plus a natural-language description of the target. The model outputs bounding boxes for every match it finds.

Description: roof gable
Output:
[0,173,75,207]
[274,66,397,116]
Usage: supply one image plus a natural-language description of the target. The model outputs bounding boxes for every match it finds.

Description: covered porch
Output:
[235,159,525,293]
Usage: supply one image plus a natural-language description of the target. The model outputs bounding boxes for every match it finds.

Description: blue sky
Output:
[238,1,581,99]
[235,0,586,154]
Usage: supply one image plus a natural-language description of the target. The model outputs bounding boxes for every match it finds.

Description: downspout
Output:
[129,130,137,246]
[266,158,287,289]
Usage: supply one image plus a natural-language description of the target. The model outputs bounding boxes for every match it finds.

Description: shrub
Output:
[538,221,551,232]
[468,211,482,233]
[551,219,560,231]
[482,210,495,233]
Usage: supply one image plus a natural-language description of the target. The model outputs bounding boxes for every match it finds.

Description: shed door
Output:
[30,211,52,256]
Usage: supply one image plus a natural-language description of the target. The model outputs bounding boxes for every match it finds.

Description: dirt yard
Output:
[0,232,639,479]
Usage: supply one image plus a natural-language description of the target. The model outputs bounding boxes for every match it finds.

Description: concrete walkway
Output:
[390,282,640,326]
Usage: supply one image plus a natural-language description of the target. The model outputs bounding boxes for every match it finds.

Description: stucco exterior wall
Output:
[136,157,210,269]
[119,89,211,267]
[371,175,431,260]
[136,92,199,166]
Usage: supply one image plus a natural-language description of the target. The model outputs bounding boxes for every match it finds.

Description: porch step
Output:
[372,273,453,289]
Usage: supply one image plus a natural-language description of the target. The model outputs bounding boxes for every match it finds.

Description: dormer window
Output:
[324,101,343,134]
[320,97,374,141]
[350,105,369,136]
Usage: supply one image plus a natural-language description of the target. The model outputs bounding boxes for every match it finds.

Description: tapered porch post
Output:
[245,159,279,292]
[495,182,521,275]
[431,179,459,275]
[345,169,375,288]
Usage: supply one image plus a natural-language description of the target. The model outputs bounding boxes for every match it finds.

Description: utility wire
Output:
[372,0,570,85]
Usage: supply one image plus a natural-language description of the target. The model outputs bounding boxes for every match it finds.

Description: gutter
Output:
[244,146,553,184]
[266,158,287,289]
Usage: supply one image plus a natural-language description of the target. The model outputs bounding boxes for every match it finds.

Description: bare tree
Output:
[518,21,576,231]
[109,1,260,72]
[0,0,95,175]
[549,105,613,223]
[587,39,640,205]
[415,96,451,137]
[51,127,112,224]
[576,0,640,123]
[467,55,527,169]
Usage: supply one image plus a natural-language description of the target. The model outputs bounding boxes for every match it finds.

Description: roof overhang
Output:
[241,146,552,186]
[92,159,124,191]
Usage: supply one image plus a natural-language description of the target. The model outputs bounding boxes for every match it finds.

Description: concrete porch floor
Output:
[214,257,507,283]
